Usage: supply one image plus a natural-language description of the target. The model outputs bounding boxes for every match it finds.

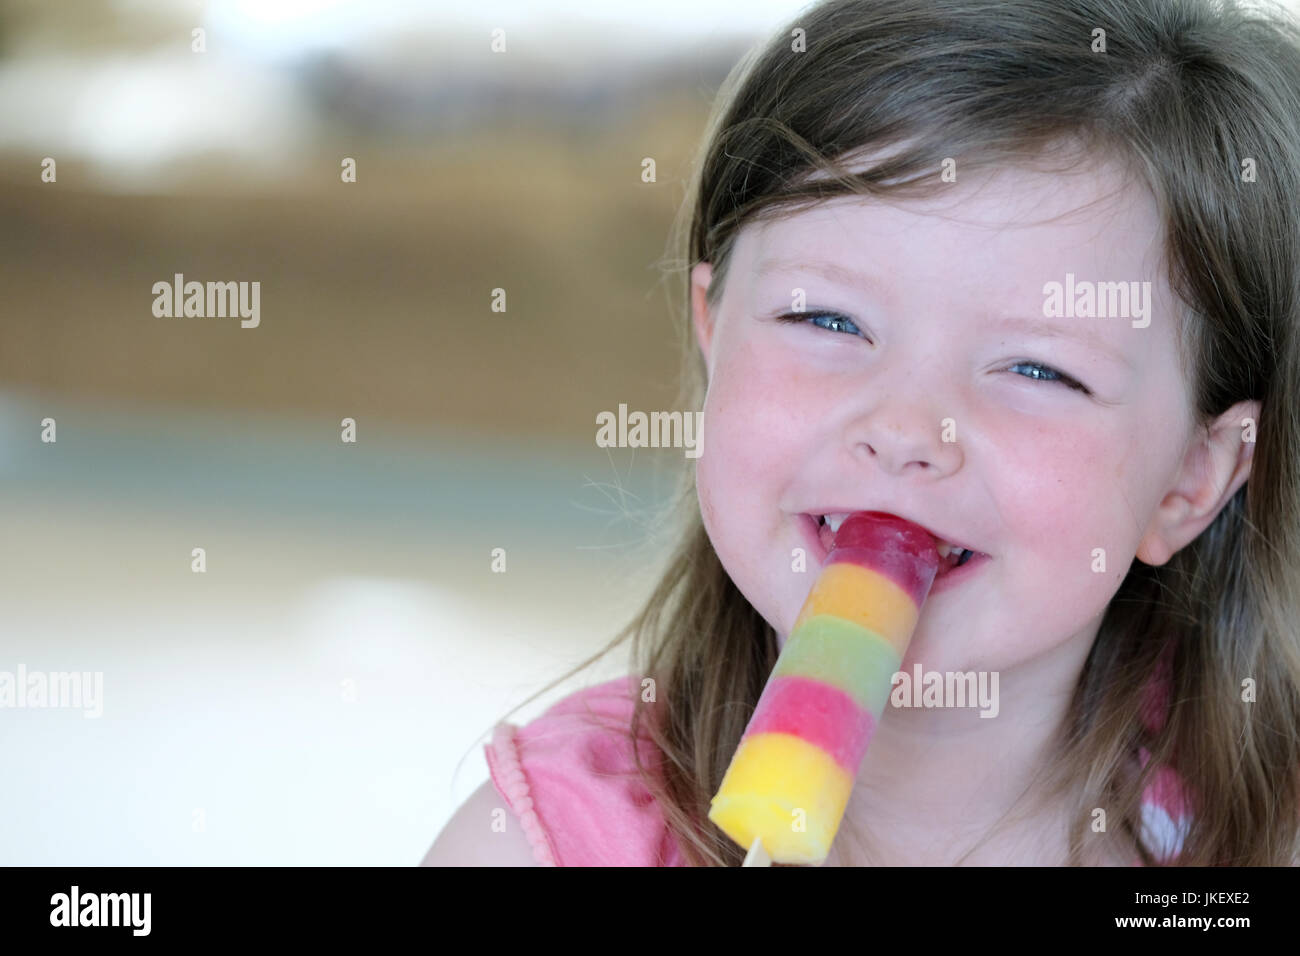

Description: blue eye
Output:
[1008,361,1091,394]
[776,311,867,338]
[776,311,1091,395]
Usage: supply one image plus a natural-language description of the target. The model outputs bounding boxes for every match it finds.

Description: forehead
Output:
[739,158,1164,278]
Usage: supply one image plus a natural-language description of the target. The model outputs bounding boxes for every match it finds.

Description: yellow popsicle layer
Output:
[707,731,853,865]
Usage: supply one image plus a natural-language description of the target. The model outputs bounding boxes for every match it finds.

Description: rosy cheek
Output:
[712,360,801,460]
[997,425,1109,545]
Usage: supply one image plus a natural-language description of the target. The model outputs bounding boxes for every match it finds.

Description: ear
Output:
[1136,399,1261,566]
[690,261,716,372]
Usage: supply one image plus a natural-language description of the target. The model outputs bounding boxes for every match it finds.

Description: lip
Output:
[797,512,990,591]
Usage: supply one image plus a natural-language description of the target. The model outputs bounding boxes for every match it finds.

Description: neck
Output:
[827,618,1102,866]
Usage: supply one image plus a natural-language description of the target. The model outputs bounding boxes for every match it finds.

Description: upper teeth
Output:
[825,514,849,533]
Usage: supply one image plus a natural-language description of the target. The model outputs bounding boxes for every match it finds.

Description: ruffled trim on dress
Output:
[485,722,558,866]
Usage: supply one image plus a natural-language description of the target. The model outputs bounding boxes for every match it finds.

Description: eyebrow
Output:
[755,258,883,291]
[757,257,1134,368]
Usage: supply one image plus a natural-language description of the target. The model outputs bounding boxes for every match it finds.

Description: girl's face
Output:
[690,160,1207,674]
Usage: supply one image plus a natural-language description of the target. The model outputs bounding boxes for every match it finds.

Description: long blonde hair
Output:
[492,0,1300,865]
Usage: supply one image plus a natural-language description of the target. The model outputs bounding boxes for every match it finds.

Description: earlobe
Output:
[1135,536,1170,567]
[1135,508,1183,567]
[1135,493,1189,566]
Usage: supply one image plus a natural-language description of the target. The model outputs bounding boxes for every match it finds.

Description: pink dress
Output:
[485,655,1191,866]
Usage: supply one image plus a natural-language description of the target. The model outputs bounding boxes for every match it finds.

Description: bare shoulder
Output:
[420,780,542,867]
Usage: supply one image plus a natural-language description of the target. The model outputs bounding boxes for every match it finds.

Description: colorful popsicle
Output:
[708,511,940,865]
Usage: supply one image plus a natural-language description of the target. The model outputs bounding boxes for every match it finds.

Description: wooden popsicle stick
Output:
[742,835,772,867]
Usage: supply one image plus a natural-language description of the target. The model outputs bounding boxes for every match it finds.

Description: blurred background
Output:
[0,0,810,865]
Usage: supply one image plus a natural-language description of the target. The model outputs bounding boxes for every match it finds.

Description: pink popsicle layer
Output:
[741,674,876,776]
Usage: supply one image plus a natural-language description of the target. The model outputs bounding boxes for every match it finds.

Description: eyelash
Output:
[775,311,1092,395]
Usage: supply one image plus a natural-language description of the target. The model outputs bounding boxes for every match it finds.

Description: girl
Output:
[426,0,1300,866]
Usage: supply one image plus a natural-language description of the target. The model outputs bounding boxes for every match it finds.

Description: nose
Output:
[850,385,961,476]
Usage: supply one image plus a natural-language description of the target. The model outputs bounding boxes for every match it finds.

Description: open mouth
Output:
[809,513,984,577]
